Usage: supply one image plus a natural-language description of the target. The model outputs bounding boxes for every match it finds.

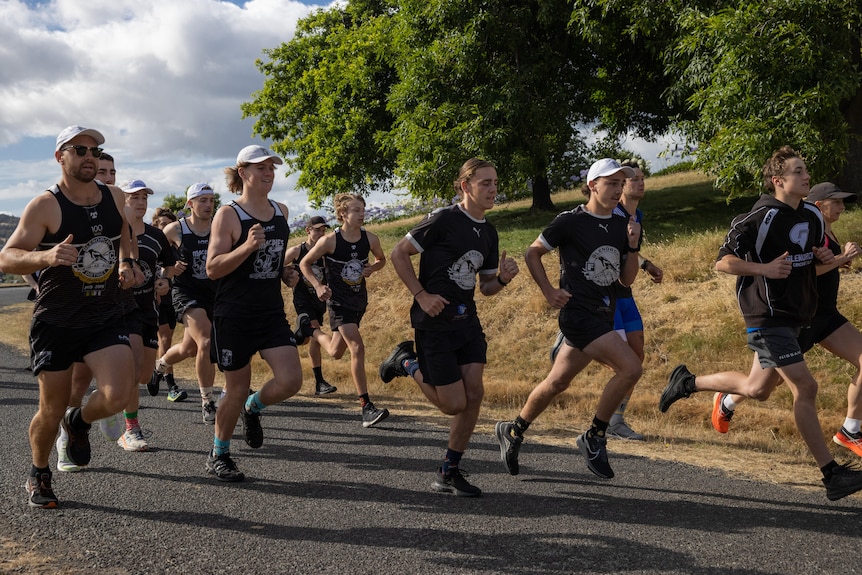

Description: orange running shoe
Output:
[833,427,862,458]
[711,392,733,434]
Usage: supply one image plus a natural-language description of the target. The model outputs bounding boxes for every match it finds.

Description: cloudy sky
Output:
[0,0,674,221]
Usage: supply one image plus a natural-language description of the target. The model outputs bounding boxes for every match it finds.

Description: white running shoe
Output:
[117,427,149,452]
[98,412,125,442]
[56,434,82,472]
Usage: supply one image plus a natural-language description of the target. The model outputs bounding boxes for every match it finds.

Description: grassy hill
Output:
[3,171,861,492]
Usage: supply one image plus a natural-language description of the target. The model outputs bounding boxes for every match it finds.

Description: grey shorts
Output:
[747,326,804,368]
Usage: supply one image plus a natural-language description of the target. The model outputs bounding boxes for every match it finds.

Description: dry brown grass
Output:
[4,171,862,493]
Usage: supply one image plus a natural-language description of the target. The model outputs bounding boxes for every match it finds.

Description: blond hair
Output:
[333,193,365,224]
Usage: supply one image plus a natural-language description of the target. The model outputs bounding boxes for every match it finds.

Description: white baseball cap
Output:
[56,125,105,151]
[186,182,214,201]
[586,158,635,184]
[236,145,283,165]
[120,179,153,195]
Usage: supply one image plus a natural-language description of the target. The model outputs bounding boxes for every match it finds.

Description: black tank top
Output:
[34,183,124,327]
[325,228,369,311]
[293,242,326,308]
[173,217,215,298]
[213,200,289,318]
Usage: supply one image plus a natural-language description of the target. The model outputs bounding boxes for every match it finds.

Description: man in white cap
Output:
[203,144,302,482]
[495,158,642,481]
[154,182,218,422]
[115,179,177,452]
[0,125,139,507]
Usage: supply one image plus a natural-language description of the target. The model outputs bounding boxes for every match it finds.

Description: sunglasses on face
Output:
[61,145,103,158]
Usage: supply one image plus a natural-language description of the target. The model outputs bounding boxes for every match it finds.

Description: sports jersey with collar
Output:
[538,204,631,321]
[405,204,499,331]
[717,193,824,328]
[132,223,176,326]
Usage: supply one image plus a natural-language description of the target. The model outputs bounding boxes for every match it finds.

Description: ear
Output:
[55,151,63,164]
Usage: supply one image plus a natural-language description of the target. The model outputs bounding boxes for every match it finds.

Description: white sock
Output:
[722,395,737,411]
[843,418,861,434]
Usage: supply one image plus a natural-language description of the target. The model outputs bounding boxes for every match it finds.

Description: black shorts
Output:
[747,326,804,368]
[173,287,213,324]
[295,300,326,325]
[30,317,130,375]
[328,304,365,331]
[798,311,848,354]
[415,325,487,386]
[125,307,143,337]
[211,314,297,371]
[558,308,615,351]
[158,296,176,329]
[142,323,159,350]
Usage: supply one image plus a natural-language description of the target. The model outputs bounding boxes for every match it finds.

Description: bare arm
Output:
[0,193,75,275]
[715,252,791,279]
[206,207,263,280]
[362,231,386,276]
[300,232,336,300]
[478,250,520,296]
[526,240,571,309]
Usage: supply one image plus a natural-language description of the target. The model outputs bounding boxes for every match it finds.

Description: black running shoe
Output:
[26,472,58,509]
[295,313,316,339]
[315,381,337,396]
[206,451,245,482]
[659,364,697,413]
[361,402,389,428]
[61,407,91,467]
[495,421,523,475]
[147,370,162,396]
[432,467,482,497]
[241,406,263,449]
[823,463,862,501]
[576,430,614,479]
[378,341,416,383]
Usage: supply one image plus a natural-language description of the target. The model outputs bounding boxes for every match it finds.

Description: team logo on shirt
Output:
[582,246,620,286]
[72,235,116,284]
[448,250,483,290]
[789,223,809,251]
[250,239,284,280]
[134,259,153,290]
[340,258,365,287]
[191,249,208,280]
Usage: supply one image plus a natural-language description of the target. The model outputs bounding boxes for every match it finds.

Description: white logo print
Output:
[789,223,809,251]
[250,239,284,280]
[473,227,481,238]
[340,258,365,287]
[582,245,621,286]
[448,250,484,290]
[72,236,116,284]
[598,223,609,233]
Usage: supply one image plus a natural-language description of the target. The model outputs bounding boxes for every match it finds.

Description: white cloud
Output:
[0,0,330,218]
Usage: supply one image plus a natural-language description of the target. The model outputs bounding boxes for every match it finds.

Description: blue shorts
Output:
[613,297,644,333]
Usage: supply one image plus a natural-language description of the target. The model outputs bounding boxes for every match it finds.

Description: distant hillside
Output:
[0,214,19,249]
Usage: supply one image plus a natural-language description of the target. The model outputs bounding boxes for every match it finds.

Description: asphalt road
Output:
[0,284,860,574]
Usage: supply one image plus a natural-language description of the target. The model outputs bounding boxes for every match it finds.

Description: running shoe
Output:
[241,406,264,449]
[576,430,614,479]
[206,451,245,482]
[378,341,416,383]
[550,331,565,364]
[711,393,734,434]
[494,421,523,475]
[823,463,862,501]
[361,402,389,428]
[293,313,315,343]
[98,412,124,442]
[315,381,337,396]
[607,419,645,441]
[659,365,697,412]
[61,407,91,467]
[26,472,58,509]
[167,385,188,402]
[432,467,482,497]
[833,427,862,458]
[55,435,81,473]
[202,400,217,425]
[117,427,149,452]
[147,370,162,396]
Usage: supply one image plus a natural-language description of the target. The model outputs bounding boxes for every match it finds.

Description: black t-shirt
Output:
[132,223,176,326]
[538,205,631,321]
[406,204,499,331]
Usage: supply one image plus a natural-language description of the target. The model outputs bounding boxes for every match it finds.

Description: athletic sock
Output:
[358,393,370,408]
[123,411,139,430]
[590,416,609,438]
[514,416,530,436]
[164,373,176,386]
[201,386,214,405]
[213,437,230,457]
[613,396,630,419]
[723,395,737,411]
[31,464,51,477]
[442,448,463,476]
[312,366,325,384]
[843,417,861,435]
[404,358,420,378]
[245,391,266,415]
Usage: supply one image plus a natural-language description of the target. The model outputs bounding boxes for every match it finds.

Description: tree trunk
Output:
[529,173,555,212]
[838,85,862,193]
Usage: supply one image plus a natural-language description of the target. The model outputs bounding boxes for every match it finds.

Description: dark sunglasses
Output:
[61,145,103,158]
